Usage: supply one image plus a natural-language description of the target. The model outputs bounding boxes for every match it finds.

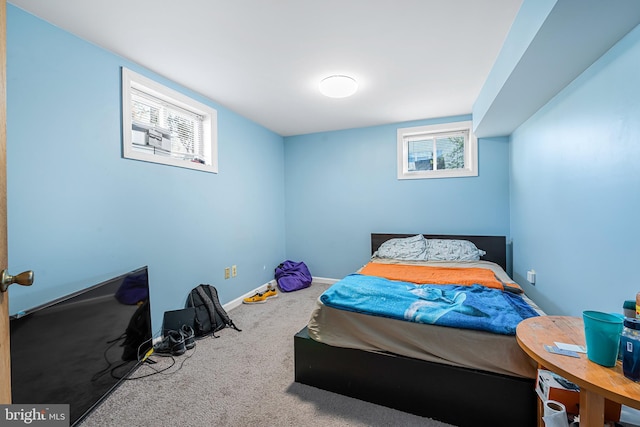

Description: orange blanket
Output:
[359,263,521,292]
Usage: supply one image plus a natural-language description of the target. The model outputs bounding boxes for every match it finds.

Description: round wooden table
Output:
[516,316,640,427]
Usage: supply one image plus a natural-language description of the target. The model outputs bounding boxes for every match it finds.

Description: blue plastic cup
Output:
[583,310,624,367]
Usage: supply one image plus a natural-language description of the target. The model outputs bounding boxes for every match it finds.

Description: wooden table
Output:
[516,316,640,427]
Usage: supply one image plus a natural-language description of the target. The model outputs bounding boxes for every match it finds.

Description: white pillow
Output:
[425,239,486,261]
[375,234,427,260]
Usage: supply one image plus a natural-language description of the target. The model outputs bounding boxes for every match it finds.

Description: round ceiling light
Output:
[319,75,358,98]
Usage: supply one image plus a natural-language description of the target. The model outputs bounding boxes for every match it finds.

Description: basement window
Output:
[397,121,477,179]
[121,68,218,173]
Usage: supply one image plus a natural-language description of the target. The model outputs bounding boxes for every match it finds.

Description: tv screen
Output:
[10,266,152,426]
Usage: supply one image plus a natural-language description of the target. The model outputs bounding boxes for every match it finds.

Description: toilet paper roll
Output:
[543,400,569,427]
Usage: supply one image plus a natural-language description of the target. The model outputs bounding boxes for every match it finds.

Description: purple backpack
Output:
[275,260,312,292]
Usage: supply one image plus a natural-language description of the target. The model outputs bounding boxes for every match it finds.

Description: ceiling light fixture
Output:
[319,75,358,98]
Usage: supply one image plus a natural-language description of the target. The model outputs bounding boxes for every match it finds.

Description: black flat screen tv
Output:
[9,266,152,426]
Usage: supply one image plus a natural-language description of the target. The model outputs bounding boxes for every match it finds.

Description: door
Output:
[0,0,10,404]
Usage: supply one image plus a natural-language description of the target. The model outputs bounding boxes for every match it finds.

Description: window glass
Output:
[122,68,217,173]
[397,121,477,179]
[408,139,434,171]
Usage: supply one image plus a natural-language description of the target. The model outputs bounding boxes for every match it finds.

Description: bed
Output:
[294,234,541,427]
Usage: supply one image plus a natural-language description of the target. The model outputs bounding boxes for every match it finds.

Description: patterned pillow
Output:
[375,234,427,260]
[425,239,486,261]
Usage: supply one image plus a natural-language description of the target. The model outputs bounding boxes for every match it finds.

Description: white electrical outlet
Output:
[527,269,536,285]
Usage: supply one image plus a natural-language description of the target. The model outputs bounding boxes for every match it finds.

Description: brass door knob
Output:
[0,270,34,293]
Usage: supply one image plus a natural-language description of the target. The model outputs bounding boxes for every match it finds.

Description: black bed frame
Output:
[371,233,508,271]
[294,233,536,427]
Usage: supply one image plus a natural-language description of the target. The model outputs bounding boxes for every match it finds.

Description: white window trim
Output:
[397,120,477,180]
[122,67,218,173]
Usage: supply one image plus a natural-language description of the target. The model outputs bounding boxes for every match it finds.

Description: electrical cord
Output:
[123,343,197,380]
[91,334,127,382]
[119,328,198,380]
[91,326,199,382]
[91,328,152,382]
[91,328,158,381]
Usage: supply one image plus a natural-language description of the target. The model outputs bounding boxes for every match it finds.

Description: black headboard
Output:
[371,233,507,271]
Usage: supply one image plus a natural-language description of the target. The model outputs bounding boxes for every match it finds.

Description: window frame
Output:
[121,67,218,173]
[397,121,477,180]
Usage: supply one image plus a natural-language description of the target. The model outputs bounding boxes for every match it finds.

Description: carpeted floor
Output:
[78,281,455,427]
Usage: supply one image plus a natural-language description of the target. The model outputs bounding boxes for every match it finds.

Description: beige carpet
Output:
[79,281,455,427]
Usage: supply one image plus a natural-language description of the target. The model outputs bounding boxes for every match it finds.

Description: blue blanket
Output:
[320,274,539,335]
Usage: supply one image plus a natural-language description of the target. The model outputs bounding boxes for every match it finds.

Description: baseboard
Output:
[224,279,277,312]
[311,276,339,285]
[225,276,338,312]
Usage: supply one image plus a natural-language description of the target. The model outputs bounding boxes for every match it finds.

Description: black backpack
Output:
[187,284,241,337]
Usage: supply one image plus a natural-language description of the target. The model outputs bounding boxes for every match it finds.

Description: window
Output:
[122,68,218,173]
[397,121,477,179]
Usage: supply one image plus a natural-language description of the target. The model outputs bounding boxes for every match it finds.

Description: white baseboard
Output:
[224,279,277,312]
[225,276,338,312]
[311,276,339,285]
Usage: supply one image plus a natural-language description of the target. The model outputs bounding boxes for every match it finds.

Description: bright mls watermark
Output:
[0,405,69,426]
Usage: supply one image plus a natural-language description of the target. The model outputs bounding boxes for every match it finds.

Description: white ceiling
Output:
[9,0,523,136]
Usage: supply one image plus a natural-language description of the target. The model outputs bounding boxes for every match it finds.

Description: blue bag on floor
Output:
[275,260,312,292]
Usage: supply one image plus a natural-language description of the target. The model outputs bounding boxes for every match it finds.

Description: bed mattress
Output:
[307,259,543,379]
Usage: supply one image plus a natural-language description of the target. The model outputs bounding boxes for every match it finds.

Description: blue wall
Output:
[14,0,637,331]
[510,24,640,316]
[7,5,286,333]
[284,118,511,279]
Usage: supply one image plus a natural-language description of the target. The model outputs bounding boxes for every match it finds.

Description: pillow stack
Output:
[374,234,486,262]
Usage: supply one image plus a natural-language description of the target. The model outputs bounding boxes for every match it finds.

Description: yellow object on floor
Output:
[243,292,267,304]
[263,286,278,299]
